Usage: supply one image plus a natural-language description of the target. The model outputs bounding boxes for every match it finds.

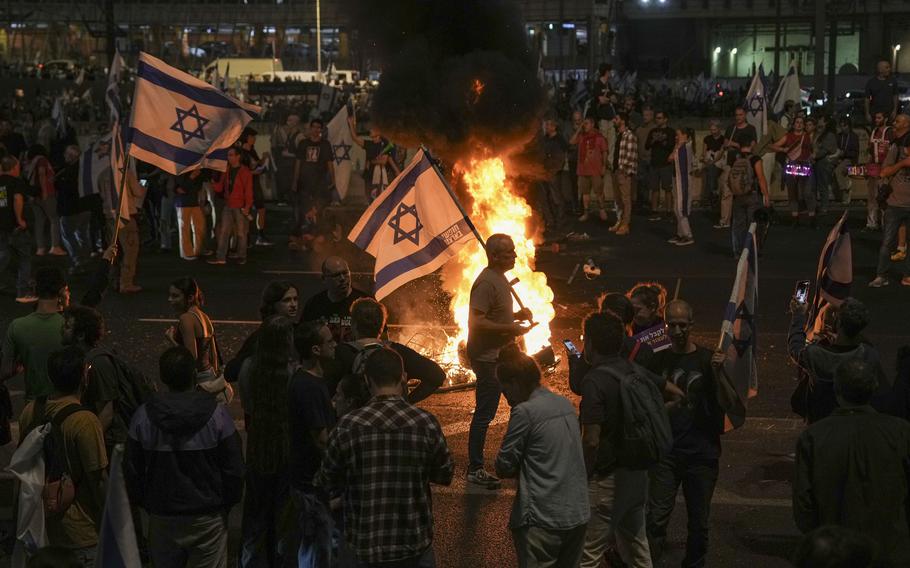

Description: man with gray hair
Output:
[466,234,533,489]
[794,359,910,563]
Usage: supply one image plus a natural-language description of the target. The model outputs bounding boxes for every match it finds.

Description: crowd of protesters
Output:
[3,56,910,568]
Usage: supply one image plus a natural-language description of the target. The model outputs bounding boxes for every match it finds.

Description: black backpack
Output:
[596,364,673,469]
[87,347,158,423]
[32,398,90,516]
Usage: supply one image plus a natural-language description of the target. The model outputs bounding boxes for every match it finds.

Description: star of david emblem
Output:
[333,142,352,165]
[746,94,764,117]
[388,202,423,246]
[170,105,209,144]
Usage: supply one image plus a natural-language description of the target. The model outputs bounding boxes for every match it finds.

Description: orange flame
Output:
[470,79,485,104]
[441,158,554,373]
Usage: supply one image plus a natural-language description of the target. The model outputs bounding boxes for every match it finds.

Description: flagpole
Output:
[419,145,533,320]
[109,152,132,257]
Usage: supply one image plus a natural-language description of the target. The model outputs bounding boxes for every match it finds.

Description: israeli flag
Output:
[771,61,801,115]
[128,52,260,174]
[349,149,477,300]
[79,137,111,198]
[326,103,354,201]
[106,50,125,124]
[94,445,141,567]
[745,64,768,140]
[717,223,759,432]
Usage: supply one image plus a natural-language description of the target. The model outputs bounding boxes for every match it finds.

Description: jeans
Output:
[867,177,882,228]
[32,196,61,250]
[815,159,835,211]
[785,173,816,214]
[149,512,228,568]
[534,180,563,229]
[160,194,175,250]
[293,487,334,568]
[580,469,653,568]
[646,454,719,568]
[216,207,250,261]
[703,164,721,203]
[731,193,762,256]
[240,469,292,568]
[59,211,91,267]
[0,230,33,296]
[467,360,502,471]
[177,206,206,259]
[513,524,587,568]
[877,206,910,278]
[71,546,98,567]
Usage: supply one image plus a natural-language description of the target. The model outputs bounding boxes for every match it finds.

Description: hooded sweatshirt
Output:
[125,391,244,516]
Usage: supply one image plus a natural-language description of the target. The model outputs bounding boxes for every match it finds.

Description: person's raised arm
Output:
[347,115,365,148]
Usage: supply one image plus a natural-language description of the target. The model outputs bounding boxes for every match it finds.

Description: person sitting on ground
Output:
[19,346,107,566]
[302,256,370,344]
[793,359,910,563]
[331,297,445,404]
[124,346,244,568]
[788,297,889,424]
[494,348,590,568]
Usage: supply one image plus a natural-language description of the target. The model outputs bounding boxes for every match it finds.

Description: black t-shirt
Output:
[329,340,442,398]
[866,76,898,115]
[240,146,262,191]
[0,174,29,232]
[647,127,676,167]
[295,138,333,190]
[1,132,26,160]
[703,134,726,162]
[288,369,336,487]
[652,346,724,460]
[302,288,371,344]
[54,161,83,216]
[174,172,203,208]
[726,124,758,166]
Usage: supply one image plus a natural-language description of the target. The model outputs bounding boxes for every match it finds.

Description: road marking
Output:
[136,318,457,331]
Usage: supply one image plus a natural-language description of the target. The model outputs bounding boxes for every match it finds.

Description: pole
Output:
[419,146,533,320]
[773,0,781,76]
[109,152,132,257]
[316,0,322,81]
[813,0,826,101]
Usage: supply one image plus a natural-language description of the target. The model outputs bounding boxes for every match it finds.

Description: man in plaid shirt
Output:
[315,347,455,567]
[611,112,639,236]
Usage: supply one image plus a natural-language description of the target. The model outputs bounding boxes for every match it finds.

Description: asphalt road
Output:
[1,203,907,567]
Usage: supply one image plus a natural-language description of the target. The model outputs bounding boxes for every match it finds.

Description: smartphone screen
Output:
[794,280,811,304]
[563,339,580,357]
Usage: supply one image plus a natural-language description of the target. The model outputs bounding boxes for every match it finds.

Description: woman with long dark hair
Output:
[769,116,816,227]
[165,276,231,401]
[25,144,66,256]
[238,315,296,567]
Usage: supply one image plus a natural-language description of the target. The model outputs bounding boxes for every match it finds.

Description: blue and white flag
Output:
[110,121,132,227]
[673,141,693,219]
[745,64,768,140]
[106,50,125,124]
[807,210,852,340]
[326,102,354,201]
[718,222,758,431]
[79,137,112,198]
[771,61,800,115]
[348,149,477,300]
[128,52,260,174]
[94,445,141,568]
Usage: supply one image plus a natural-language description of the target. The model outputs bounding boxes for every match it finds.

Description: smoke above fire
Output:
[351,0,546,164]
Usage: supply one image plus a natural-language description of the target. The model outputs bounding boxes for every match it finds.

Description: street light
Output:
[731,47,738,55]
[714,46,722,55]
[894,44,902,72]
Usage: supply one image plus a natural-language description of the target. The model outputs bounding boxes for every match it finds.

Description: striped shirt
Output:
[315,395,454,564]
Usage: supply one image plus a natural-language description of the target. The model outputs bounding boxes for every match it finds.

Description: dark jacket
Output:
[569,337,657,396]
[794,406,910,562]
[788,310,890,424]
[125,391,244,516]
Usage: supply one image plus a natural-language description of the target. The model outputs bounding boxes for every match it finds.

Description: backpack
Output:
[32,398,90,516]
[728,154,756,196]
[596,363,673,469]
[87,347,158,423]
[347,340,389,381]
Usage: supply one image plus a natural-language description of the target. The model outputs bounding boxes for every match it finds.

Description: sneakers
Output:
[892,249,908,262]
[667,235,682,244]
[35,248,47,256]
[578,213,590,222]
[466,468,501,489]
[255,235,275,247]
[713,222,730,229]
[50,247,68,256]
[614,225,630,236]
[868,276,890,288]
[675,236,695,246]
[207,258,227,265]
[648,214,662,222]
[15,295,38,304]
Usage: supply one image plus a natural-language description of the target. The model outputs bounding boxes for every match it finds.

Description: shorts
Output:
[577,174,604,198]
[648,165,673,192]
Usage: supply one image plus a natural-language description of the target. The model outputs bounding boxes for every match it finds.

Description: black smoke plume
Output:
[350,0,546,165]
